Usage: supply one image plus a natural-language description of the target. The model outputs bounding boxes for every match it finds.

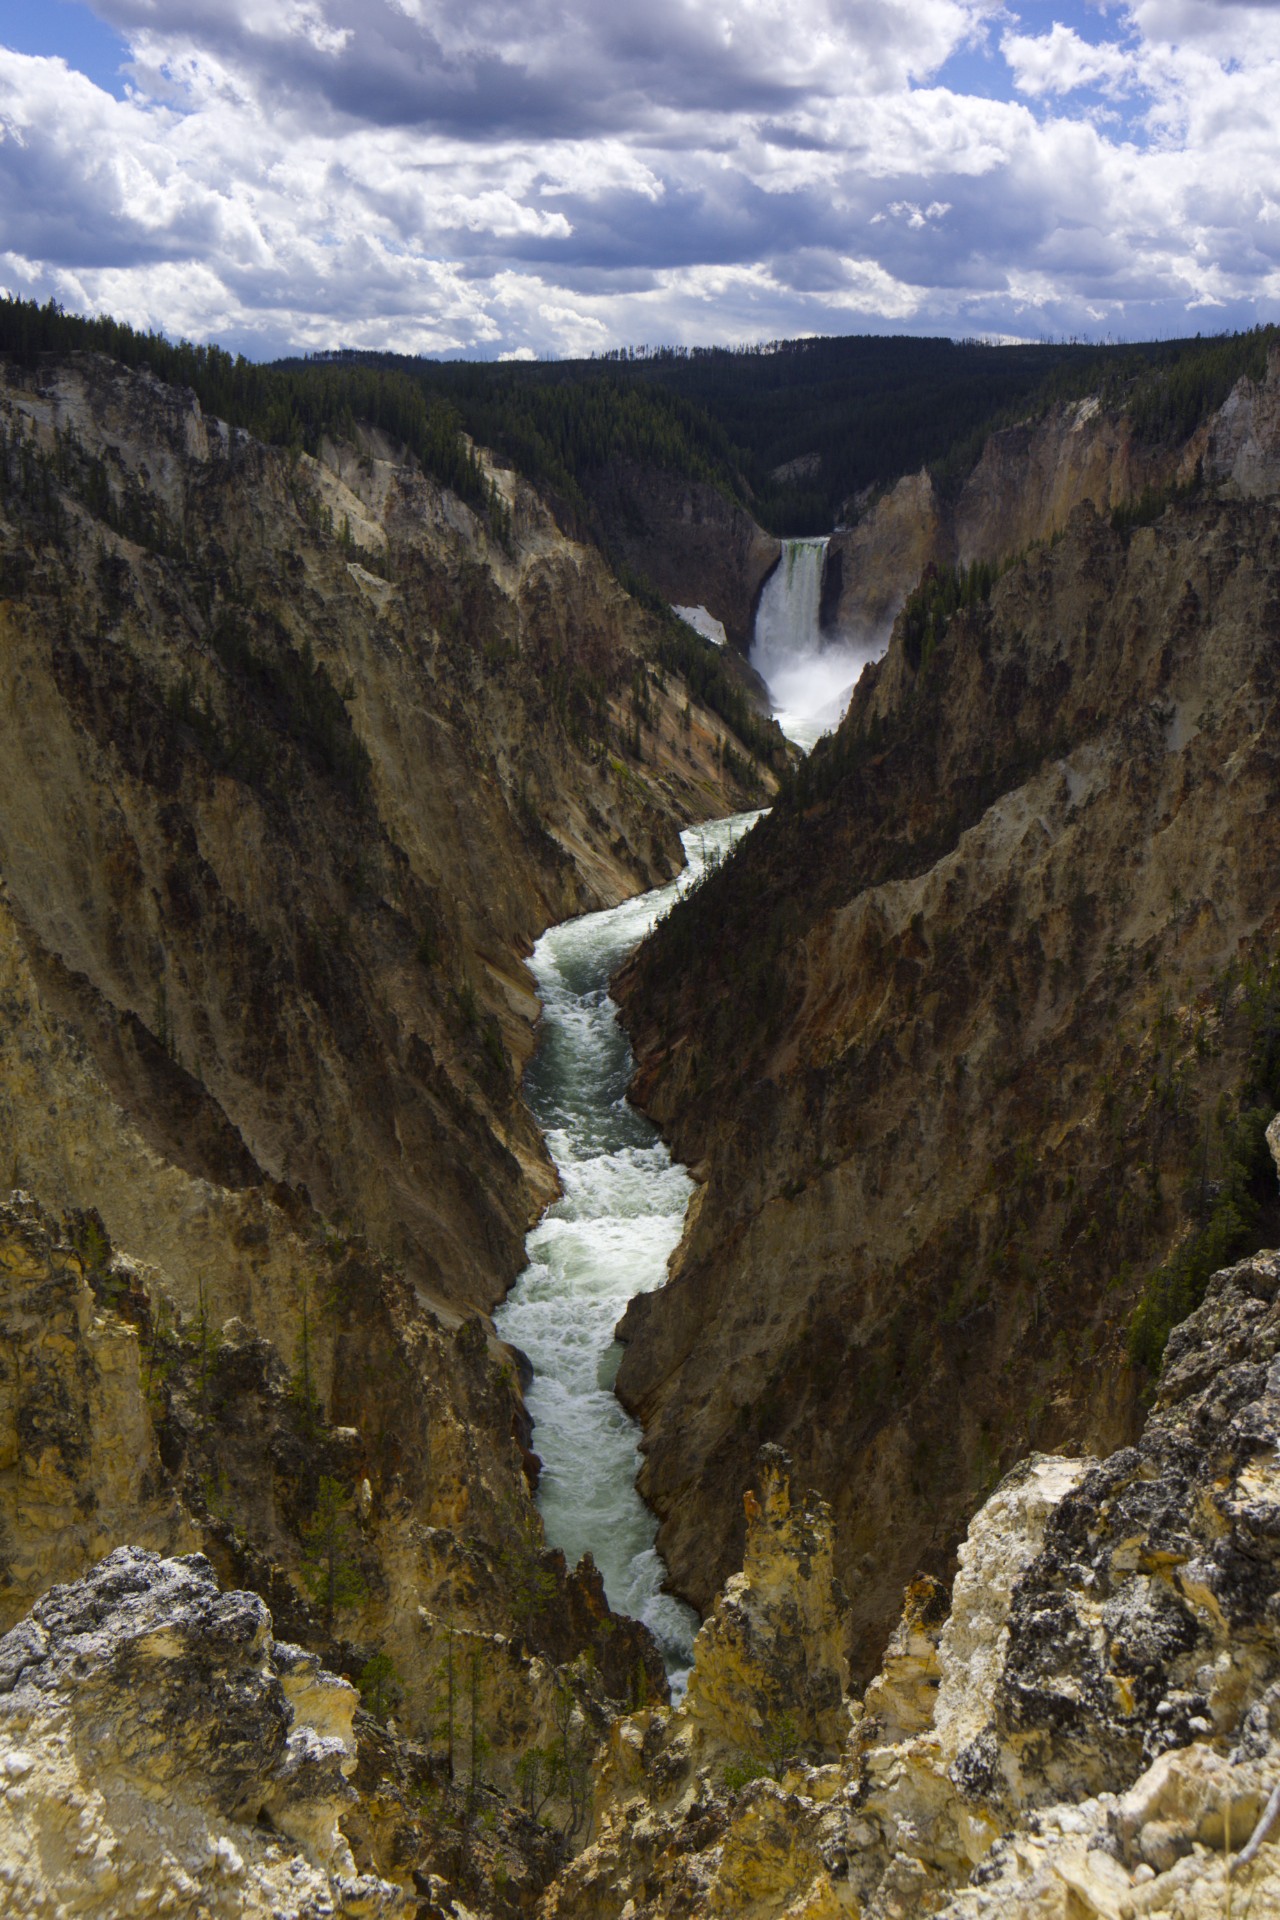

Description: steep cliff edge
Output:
[580,458,781,651]
[822,351,1280,648]
[8,1243,1280,1916]
[548,1244,1280,1920]
[615,357,1280,1679]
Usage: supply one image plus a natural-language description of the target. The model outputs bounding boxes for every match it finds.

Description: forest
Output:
[1,295,1273,542]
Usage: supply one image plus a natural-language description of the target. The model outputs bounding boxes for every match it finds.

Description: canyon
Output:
[0,343,779,1904]
[4,324,1280,1920]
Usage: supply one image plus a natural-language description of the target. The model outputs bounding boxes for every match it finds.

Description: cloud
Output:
[1001,23,1140,98]
[0,1,1276,358]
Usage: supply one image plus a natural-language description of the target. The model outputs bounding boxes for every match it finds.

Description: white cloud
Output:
[1001,23,1139,98]
[0,1,1275,356]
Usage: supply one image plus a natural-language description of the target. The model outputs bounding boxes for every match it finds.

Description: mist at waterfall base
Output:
[494,814,762,1686]
[751,538,885,750]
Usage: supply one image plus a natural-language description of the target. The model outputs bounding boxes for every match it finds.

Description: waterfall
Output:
[750,537,878,750]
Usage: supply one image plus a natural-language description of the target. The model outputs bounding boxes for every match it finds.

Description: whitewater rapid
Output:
[494,812,762,1682]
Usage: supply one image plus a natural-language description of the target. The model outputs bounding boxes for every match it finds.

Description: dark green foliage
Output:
[168,609,371,807]
[1124,329,1274,446]
[1110,468,1202,540]
[901,558,997,670]
[0,295,491,512]
[359,1649,405,1723]
[641,597,787,774]
[205,614,372,806]
[3,297,1273,551]
[302,1474,368,1626]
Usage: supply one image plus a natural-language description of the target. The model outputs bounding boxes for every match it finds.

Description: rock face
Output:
[0,1195,195,1629]
[0,1170,664,1848]
[0,349,771,1330]
[680,1445,850,1767]
[823,379,1225,649]
[547,1247,1280,1920]
[825,468,949,644]
[615,359,1280,1675]
[0,345,778,1889]
[583,458,781,650]
[0,1546,403,1917]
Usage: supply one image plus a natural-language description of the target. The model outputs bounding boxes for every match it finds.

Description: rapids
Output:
[494,812,762,1684]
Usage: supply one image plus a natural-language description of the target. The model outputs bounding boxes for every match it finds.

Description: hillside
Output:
[614,347,1280,1682]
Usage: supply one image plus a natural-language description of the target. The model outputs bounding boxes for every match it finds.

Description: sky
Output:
[0,0,1275,360]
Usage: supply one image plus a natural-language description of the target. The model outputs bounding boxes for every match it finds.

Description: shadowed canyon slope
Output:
[615,350,1280,1681]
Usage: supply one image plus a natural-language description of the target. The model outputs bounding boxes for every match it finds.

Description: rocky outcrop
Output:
[820,354,1280,649]
[583,458,780,651]
[0,1546,404,1917]
[616,414,1280,1674]
[0,1187,665,1839]
[0,1196,195,1630]
[547,1245,1280,1920]
[1198,351,1280,496]
[952,395,1145,567]
[680,1446,850,1767]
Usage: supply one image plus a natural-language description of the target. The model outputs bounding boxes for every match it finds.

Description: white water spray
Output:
[494,812,763,1686]
[751,537,882,749]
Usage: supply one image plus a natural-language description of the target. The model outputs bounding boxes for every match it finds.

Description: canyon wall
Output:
[583,457,781,650]
[0,351,773,1329]
[550,1242,1280,1920]
[616,351,1280,1684]
[0,347,779,1849]
[824,391,1197,648]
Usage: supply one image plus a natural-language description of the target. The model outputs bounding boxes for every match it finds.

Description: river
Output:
[493,811,762,1683]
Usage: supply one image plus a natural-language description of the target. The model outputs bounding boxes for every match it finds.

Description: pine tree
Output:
[302,1476,367,1628]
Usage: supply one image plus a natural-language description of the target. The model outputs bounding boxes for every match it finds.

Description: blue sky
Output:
[0,2,128,95]
[0,0,1274,358]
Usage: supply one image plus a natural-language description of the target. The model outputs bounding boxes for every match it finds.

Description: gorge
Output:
[4,313,1280,1920]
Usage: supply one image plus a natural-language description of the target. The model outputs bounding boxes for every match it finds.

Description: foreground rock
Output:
[548,1246,1280,1918]
[0,1189,666,1833]
[0,1547,403,1918]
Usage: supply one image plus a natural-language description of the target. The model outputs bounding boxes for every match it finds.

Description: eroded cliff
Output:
[0,349,775,1325]
[820,360,1276,650]
[574,459,781,652]
[616,354,1280,1680]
